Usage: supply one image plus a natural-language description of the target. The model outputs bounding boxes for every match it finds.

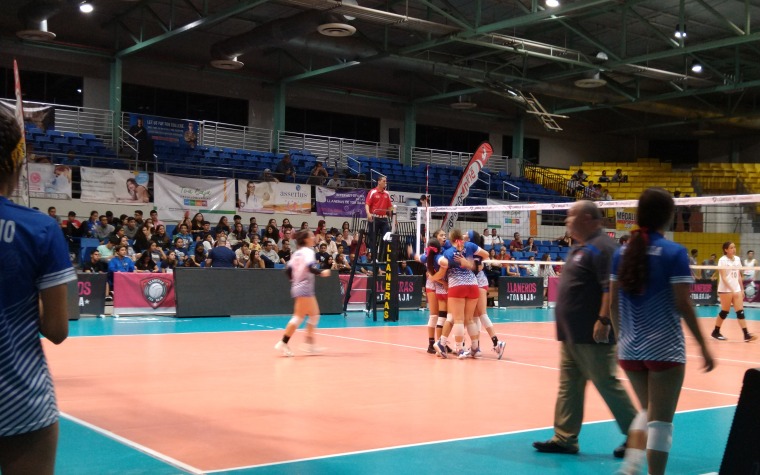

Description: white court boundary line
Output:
[60,412,204,475]
[205,404,737,474]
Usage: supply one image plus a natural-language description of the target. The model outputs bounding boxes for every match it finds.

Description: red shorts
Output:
[448,285,480,299]
[618,360,684,372]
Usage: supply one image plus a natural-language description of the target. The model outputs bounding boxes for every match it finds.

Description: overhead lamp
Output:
[674,24,687,39]
[79,2,94,13]
[546,0,560,7]
[690,60,703,74]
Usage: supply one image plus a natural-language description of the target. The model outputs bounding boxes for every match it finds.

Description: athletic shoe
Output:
[435,341,448,359]
[494,341,506,360]
[532,440,579,454]
[275,340,294,357]
[711,330,727,341]
[457,349,467,359]
[745,333,757,342]
[427,344,436,354]
[468,348,482,359]
[301,343,324,354]
[613,440,627,458]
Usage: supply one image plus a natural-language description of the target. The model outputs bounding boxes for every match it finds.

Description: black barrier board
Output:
[370,275,423,310]
[66,280,80,320]
[498,277,543,308]
[174,268,343,317]
[690,279,717,306]
[76,272,107,317]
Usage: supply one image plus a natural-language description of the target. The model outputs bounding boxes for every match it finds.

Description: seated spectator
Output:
[484,249,501,287]
[261,239,281,264]
[198,220,214,242]
[538,253,557,301]
[497,246,510,262]
[229,222,247,250]
[235,242,252,268]
[149,210,165,228]
[215,230,232,249]
[508,232,523,252]
[484,229,502,247]
[173,236,189,258]
[556,231,572,247]
[259,168,279,183]
[191,212,205,239]
[135,251,158,273]
[133,225,153,253]
[160,251,180,273]
[202,234,215,254]
[598,170,611,182]
[206,236,238,267]
[316,242,331,267]
[83,210,100,238]
[247,223,261,243]
[96,236,120,263]
[307,161,329,186]
[571,168,588,182]
[123,216,139,240]
[553,256,564,275]
[245,250,266,269]
[215,216,231,237]
[322,255,335,270]
[119,236,138,261]
[398,260,414,275]
[325,232,339,256]
[280,218,293,235]
[148,241,167,263]
[176,214,193,237]
[333,253,351,273]
[263,224,280,244]
[326,171,343,189]
[82,249,108,273]
[93,215,115,241]
[349,253,368,275]
[522,255,539,277]
[184,243,207,267]
[601,188,613,201]
[151,224,172,250]
[108,245,136,290]
[524,236,537,253]
[505,257,520,277]
[249,234,262,252]
[278,240,292,263]
[611,168,627,182]
[274,153,296,182]
[64,211,81,238]
[340,228,354,250]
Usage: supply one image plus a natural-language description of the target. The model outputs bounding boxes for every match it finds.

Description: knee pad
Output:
[476,318,481,334]
[479,313,493,329]
[428,315,438,328]
[307,314,320,326]
[288,316,304,327]
[437,311,447,328]
[446,313,453,323]
[736,310,745,320]
[453,322,465,338]
[466,322,479,338]
[646,421,673,453]
[631,410,648,432]
[719,310,729,320]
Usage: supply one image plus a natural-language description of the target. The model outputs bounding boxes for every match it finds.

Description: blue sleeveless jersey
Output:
[0,197,77,436]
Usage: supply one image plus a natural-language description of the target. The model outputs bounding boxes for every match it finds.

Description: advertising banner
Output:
[338,275,423,310]
[615,208,638,230]
[155,173,236,220]
[28,162,72,199]
[743,280,760,304]
[486,198,531,237]
[129,114,199,148]
[442,142,493,231]
[113,272,176,315]
[691,279,717,305]
[76,272,107,316]
[80,168,151,204]
[237,180,311,214]
[498,277,543,308]
[316,187,366,217]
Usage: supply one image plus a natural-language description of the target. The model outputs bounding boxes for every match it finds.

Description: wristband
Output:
[598,316,611,326]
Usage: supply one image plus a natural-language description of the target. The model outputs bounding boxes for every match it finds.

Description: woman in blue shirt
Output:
[0,110,77,473]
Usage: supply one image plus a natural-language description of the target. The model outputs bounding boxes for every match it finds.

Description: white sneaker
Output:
[275,340,294,357]
[301,343,324,354]
[494,341,506,360]
[468,348,482,359]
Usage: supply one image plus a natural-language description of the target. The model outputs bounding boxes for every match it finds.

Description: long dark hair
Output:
[619,188,674,294]
[425,238,442,275]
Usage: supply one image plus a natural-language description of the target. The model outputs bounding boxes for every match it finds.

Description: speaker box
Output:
[720,368,760,474]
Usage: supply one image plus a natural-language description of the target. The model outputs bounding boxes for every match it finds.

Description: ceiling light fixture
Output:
[79,2,94,13]
[674,24,687,39]
[691,61,703,73]
[546,0,560,7]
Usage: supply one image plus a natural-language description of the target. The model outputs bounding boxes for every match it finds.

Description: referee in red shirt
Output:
[365,176,393,262]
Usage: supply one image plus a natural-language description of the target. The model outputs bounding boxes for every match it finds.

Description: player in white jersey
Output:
[0,109,77,474]
[418,229,450,354]
[275,229,331,356]
[465,230,506,359]
[711,241,756,342]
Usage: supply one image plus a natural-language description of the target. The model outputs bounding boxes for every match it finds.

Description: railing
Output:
[501,181,520,200]
[523,164,570,197]
[202,120,272,152]
[277,131,401,170]
[17,100,116,146]
[411,147,509,172]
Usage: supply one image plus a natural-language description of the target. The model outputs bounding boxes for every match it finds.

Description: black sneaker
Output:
[532,440,579,454]
[613,440,627,458]
[446,346,455,354]
[427,345,436,354]
[711,330,727,341]
[745,333,757,342]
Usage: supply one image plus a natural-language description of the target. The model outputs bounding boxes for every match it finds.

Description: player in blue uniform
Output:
[0,109,77,474]
[611,188,714,475]
[275,229,330,356]
[418,229,449,354]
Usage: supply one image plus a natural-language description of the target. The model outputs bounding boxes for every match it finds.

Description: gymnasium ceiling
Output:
[3,0,760,139]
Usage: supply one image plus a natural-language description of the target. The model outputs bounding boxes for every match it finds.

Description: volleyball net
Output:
[415,193,760,307]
